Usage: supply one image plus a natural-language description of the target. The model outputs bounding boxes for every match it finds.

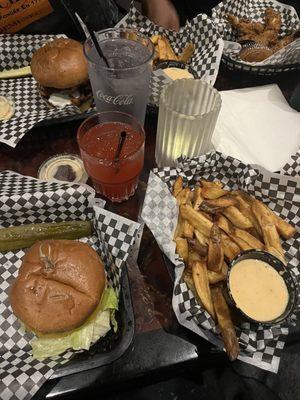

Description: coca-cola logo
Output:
[96,90,134,105]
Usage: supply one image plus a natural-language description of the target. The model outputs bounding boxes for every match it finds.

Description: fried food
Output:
[180,205,213,237]
[211,286,240,361]
[175,237,189,263]
[207,224,224,272]
[150,35,195,65]
[251,200,285,264]
[227,7,297,62]
[222,206,253,230]
[172,176,295,362]
[192,260,215,319]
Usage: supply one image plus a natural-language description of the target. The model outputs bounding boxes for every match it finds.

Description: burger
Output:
[10,240,117,360]
[30,38,93,110]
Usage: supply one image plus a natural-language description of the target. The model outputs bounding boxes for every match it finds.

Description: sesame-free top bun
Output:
[10,240,106,334]
[30,38,89,89]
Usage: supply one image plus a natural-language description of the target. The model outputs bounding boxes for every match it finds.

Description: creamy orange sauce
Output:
[229,259,289,322]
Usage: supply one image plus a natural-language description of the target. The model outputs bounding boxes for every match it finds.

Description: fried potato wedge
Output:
[211,286,240,361]
[207,224,224,272]
[200,195,238,214]
[220,232,241,261]
[178,42,195,63]
[188,249,201,267]
[175,237,189,263]
[176,187,191,205]
[180,205,213,237]
[234,194,263,240]
[223,206,253,230]
[193,186,203,211]
[252,200,285,263]
[194,229,209,246]
[201,180,224,188]
[188,238,207,257]
[172,176,183,197]
[182,220,194,239]
[201,187,230,200]
[192,260,215,319]
[208,262,228,284]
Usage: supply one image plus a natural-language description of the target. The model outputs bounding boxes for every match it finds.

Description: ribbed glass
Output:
[155,79,222,167]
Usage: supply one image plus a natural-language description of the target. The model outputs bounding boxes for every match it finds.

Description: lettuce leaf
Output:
[30,287,118,360]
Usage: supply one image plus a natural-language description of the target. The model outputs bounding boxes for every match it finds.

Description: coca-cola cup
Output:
[84,28,154,124]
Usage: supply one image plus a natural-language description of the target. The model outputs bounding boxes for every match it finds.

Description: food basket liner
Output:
[118,5,224,105]
[0,171,140,400]
[141,151,300,373]
[211,0,300,69]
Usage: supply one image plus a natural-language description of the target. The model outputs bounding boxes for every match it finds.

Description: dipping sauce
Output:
[229,259,289,322]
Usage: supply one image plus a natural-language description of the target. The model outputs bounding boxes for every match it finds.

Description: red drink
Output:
[77,112,145,202]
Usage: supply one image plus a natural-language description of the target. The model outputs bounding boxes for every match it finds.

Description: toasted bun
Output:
[10,240,106,334]
[31,38,89,89]
[239,47,273,62]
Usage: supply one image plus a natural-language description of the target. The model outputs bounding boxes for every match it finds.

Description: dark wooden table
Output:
[0,64,299,400]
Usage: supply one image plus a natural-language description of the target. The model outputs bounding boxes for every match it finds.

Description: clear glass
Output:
[77,111,145,203]
[155,79,222,167]
[84,28,154,125]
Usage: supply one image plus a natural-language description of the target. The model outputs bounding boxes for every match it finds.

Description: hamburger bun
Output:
[31,38,89,89]
[10,240,106,334]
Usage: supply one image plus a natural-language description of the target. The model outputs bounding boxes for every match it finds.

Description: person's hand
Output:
[141,0,180,31]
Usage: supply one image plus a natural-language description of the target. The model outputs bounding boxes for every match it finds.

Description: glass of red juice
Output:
[77,111,145,202]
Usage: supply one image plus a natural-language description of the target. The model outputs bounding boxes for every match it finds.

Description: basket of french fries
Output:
[212,0,300,75]
[141,151,300,373]
[117,5,223,105]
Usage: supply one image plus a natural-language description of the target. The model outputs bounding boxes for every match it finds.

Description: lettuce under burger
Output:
[10,239,118,360]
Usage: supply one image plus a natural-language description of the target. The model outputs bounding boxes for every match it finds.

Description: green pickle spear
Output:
[0,220,92,252]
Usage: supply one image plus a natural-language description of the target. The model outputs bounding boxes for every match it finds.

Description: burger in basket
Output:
[30,38,93,111]
[10,240,117,360]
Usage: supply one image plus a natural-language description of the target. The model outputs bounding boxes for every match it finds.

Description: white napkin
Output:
[212,84,300,172]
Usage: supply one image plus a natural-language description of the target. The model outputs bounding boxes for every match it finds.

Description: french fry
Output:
[187,238,207,257]
[180,205,213,237]
[158,37,178,61]
[175,237,189,263]
[207,224,224,272]
[178,42,195,63]
[223,206,253,230]
[176,188,191,205]
[201,186,229,200]
[234,194,263,239]
[208,262,228,284]
[216,214,264,250]
[211,286,240,361]
[220,232,241,261]
[150,35,160,45]
[188,250,201,266]
[201,180,223,188]
[173,214,184,239]
[193,186,203,210]
[192,260,215,319]
[194,229,209,246]
[183,220,194,239]
[173,176,183,197]
[252,200,285,263]
[200,195,238,214]
[257,200,296,240]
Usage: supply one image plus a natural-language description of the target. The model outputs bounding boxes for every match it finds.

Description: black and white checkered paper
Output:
[0,171,140,400]
[118,5,224,105]
[212,0,300,74]
[0,34,94,148]
[141,151,300,373]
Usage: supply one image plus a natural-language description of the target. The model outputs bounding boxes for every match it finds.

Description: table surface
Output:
[0,64,299,400]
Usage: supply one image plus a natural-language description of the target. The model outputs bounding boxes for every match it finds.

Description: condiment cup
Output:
[227,250,297,326]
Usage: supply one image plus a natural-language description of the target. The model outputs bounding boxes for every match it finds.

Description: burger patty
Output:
[38,81,93,108]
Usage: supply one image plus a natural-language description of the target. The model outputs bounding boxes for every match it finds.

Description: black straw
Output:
[73,12,110,68]
[114,131,127,170]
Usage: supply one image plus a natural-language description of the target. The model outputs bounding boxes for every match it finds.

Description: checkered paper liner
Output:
[118,5,224,106]
[0,34,95,149]
[0,171,140,400]
[211,0,300,74]
[141,151,300,373]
